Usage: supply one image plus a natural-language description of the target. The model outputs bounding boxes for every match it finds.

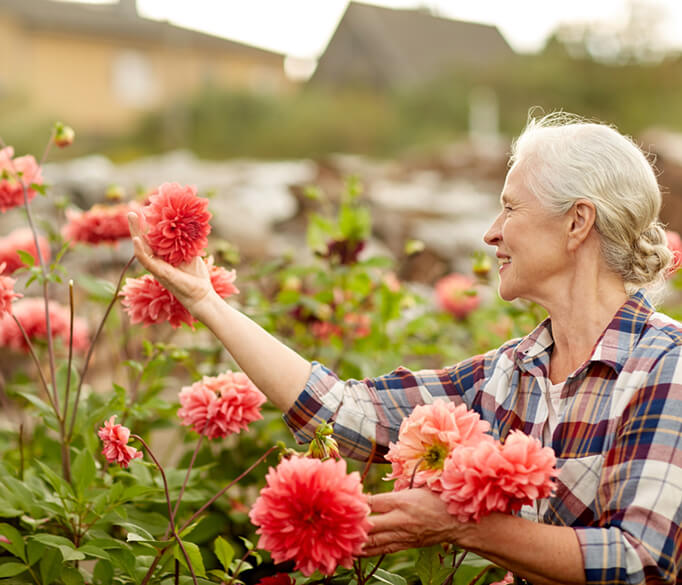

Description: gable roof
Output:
[311,1,514,88]
[0,0,283,58]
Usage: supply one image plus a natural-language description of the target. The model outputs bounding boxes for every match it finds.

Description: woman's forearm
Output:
[459,513,585,585]
[195,290,312,411]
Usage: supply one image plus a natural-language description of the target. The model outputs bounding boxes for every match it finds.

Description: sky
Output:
[131,0,682,59]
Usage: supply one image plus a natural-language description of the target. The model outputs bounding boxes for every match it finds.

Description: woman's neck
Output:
[544,275,628,384]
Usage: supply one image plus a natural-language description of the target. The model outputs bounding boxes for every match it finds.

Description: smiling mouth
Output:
[498,258,511,268]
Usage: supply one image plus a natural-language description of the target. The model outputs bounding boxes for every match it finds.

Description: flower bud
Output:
[315,303,333,321]
[472,251,492,279]
[307,422,340,460]
[106,184,125,202]
[282,275,302,292]
[54,122,75,148]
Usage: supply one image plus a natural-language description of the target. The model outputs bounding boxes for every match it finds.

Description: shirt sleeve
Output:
[283,352,492,461]
[573,346,682,585]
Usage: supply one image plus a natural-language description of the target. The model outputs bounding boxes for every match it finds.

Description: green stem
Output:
[132,434,198,585]
[466,566,493,585]
[11,314,56,413]
[179,444,279,534]
[171,435,204,524]
[363,554,386,584]
[140,444,278,585]
[67,255,134,441]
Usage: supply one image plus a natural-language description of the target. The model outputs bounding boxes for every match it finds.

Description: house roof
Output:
[312,1,515,87]
[0,0,283,58]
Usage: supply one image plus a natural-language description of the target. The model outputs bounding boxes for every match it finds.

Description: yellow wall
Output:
[1,20,289,133]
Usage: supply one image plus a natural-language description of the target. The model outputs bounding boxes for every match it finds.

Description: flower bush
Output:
[2,124,681,585]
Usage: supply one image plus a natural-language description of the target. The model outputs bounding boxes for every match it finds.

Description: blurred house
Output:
[311,1,515,88]
[0,0,288,134]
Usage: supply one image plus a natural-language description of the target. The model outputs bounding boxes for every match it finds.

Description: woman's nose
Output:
[483,215,502,246]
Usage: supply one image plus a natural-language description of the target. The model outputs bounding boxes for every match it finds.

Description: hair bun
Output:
[629,222,673,286]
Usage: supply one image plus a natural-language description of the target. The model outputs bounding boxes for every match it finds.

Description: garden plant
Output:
[1,124,681,585]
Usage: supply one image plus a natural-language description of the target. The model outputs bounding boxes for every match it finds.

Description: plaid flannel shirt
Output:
[284,290,682,585]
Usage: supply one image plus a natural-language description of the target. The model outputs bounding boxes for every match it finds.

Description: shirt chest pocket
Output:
[545,454,605,525]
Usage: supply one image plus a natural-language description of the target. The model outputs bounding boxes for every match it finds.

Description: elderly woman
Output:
[128,112,681,585]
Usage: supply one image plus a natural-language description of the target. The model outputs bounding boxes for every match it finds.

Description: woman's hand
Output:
[127,211,214,315]
[363,488,466,556]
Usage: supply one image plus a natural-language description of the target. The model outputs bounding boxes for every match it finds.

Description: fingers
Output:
[367,492,403,515]
[361,536,407,558]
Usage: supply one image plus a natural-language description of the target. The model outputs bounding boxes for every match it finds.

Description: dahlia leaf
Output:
[0,523,26,562]
[416,545,456,585]
[173,539,206,578]
[213,536,234,572]
[0,562,29,578]
[16,250,35,267]
[366,566,407,585]
[61,566,85,585]
[39,547,62,585]
[72,450,96,500]
[30,534,85,561]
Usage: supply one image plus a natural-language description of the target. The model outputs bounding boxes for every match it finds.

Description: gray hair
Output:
[510,111,672,299]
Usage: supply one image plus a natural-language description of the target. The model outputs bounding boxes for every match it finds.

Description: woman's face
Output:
[483,164,571,304]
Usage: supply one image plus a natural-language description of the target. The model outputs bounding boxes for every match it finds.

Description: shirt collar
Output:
[514,290,654,375]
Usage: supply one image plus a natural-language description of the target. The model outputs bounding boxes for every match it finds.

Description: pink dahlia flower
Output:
[0,228,51,274]
[666,230,682,276]
[0,297,89,352]
[0,147,43,213]
[120,274,193,329]
[385,400,492,491]
[207,258,239,298]
[62,202,140,246]
[177,371,265,439]
[97,415,143,468]
[435,273,480,319]
[439,430,557,523]
[121,261,238,329]
[143,183,212,266]
[0,265,21,315]
[249,456,370,576]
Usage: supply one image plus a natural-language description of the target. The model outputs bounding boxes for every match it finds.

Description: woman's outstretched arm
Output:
[128,212,311,411]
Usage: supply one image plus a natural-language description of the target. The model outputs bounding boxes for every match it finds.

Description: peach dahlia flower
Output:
[385,400,491,491]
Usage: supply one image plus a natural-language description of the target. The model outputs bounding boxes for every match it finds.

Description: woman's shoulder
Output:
[646,309,682,348]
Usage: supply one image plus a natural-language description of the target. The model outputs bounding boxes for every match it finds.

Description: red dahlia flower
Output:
[177,371,265,439]
[0,147,43,213]
[435,273,480,319]
[97,415,143,468]
[249,456,371,576]
[121,262,239,329]
[207,257,239,298]
[0,297,89,352]
[0,264,21,316]
[143,183,212,266]
[120,274,193,329]
[62,202,141,246]
[0,228,51,274]
[257,574,296,585]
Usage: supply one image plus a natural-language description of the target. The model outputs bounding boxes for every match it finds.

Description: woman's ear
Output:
[567,199,597,251]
